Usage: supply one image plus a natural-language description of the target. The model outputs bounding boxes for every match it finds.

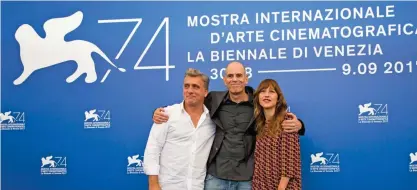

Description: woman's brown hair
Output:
[254,79,288,137]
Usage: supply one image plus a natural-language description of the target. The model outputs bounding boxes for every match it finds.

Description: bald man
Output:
[153,62,305,190]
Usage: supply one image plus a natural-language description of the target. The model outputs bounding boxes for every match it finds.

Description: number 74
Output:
[98,17,175,81]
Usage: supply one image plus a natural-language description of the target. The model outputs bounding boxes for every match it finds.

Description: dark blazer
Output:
[204,87,305,166]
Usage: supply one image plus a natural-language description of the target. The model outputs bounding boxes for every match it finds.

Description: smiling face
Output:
[258,86,278,109]
[183,75,208,107]
[253,79,288,137]
[223,62,248,95]
[255,79,286,111]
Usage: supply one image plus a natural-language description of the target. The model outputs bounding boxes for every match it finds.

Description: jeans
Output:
[204,174,252,190]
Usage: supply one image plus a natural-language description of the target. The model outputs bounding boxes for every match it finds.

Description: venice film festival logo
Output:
[127,154,145,174]
[310,152,340,173]
[84,109,111,129]
[40,155,67,175]
[0,111,25,131]
[358,103,388,124]
[12,10,174,85]
[410,152,417,172]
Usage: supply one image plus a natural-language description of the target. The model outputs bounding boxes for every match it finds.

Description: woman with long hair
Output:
[251,79,302,190]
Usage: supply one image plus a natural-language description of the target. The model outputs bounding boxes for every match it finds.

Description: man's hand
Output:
[149,176,161,190]
[153,108,169,124]
[282,112,301,133]
[149,184,161,190]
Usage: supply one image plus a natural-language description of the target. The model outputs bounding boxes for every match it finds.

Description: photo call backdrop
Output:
[1,1,417,190]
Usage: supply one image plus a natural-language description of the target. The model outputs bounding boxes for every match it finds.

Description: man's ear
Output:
[244,73,249,85]
[223,74,228,85]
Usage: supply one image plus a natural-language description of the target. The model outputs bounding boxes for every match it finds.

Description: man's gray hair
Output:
[185,68,210,90]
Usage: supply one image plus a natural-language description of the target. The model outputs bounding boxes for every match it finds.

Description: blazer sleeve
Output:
[204,91,214,112]
[298,118,305,136]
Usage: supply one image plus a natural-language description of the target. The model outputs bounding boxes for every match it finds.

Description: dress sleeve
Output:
[278,132,301,179]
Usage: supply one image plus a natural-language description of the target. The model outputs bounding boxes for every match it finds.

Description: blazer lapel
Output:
[245,116,255,132]
[209,91,228,130]
[209,91,227,118]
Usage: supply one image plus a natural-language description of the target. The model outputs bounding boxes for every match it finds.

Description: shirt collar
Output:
[224,86,254,105]
[180,101,210,115]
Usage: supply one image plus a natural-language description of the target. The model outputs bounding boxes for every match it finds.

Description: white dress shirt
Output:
[143,102,215,190]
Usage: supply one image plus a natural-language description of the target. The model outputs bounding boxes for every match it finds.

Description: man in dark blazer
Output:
[153,62,305,190]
